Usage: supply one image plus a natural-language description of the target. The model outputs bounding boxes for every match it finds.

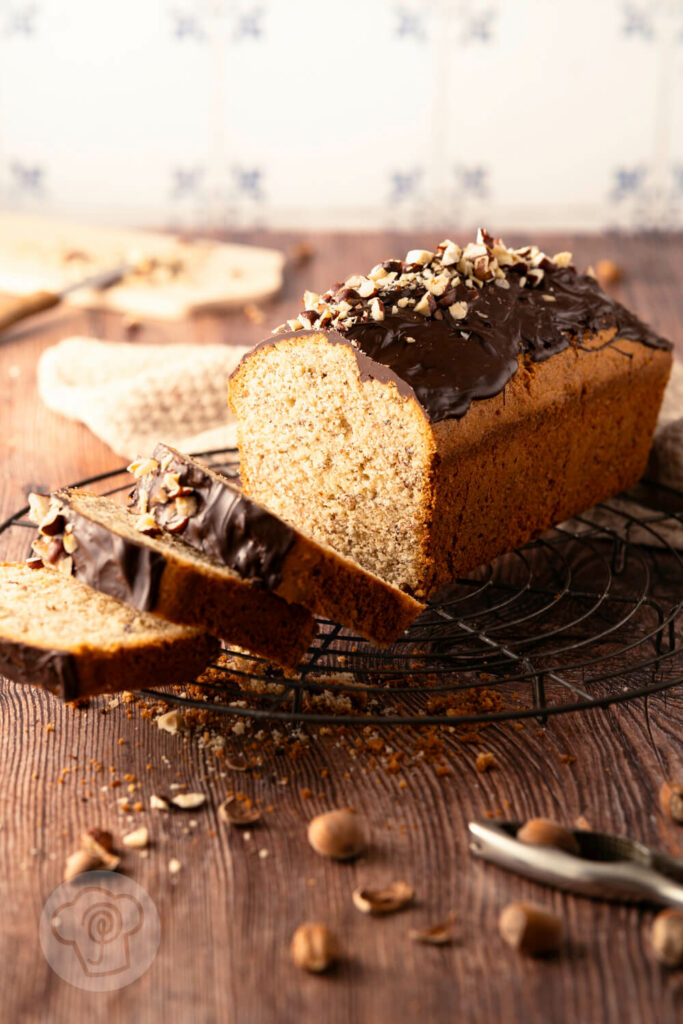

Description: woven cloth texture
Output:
[38,336,683,545]
[38,337,249,459]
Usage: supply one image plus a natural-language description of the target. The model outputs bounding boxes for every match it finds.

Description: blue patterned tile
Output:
[393,5,426,41]
[2,3,38,37]
[9,161,44,194]
[389,169,423,203]
[231,166,265,202]
[609,167,648,202]
[454,165,489,198]
[458,6,497,44]
[171,167,205,199]
[621,3,655,40]
[170,9,207,42]
[231,5,265,41]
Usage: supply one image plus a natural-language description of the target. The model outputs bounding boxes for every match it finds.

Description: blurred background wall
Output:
[0,0,682,234]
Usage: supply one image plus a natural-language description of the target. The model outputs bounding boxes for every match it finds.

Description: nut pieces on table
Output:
[352,881,414,915]
[219,797,262,827]
[408,912,457,946]
[170,792,207,810]
[64,828,120,881]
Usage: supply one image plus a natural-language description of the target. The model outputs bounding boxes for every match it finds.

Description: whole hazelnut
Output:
[517,817,580,855]
[307,809,365,860]
[659,782,683,825]
[499,901,563,956]
[651,909,683,968]
[290,922,339,973]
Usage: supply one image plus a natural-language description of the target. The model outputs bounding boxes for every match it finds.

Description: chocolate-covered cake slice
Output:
[128,443,423,645]
[0,561,219,699]
[29,490,315,671]
[229,231,673,596]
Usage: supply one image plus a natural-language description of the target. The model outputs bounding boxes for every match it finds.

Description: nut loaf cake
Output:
[128,443,423,645]
[29,490,315,670]
[229,231,673,596]
[0,561,219,699]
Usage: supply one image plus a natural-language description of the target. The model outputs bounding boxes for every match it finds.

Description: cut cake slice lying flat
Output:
[0,561,219,699]
[30,489,315,671]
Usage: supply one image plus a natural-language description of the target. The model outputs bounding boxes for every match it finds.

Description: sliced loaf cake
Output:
[29,489,315,671]
[128,443,424,645]
[0,561,219,699]
[228,233,672,596]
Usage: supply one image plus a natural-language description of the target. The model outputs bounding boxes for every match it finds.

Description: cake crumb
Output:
[476,752,497,773]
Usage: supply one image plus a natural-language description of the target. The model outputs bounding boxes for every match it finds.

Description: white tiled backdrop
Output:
[1,0,683,233]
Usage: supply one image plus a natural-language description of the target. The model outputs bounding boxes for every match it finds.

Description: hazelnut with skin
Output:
[307,809,365,860]
[651,909,683,968]
[290,923,339,973]
[499,901,564,956]
[659,782,683,825]
[517,817,580,855]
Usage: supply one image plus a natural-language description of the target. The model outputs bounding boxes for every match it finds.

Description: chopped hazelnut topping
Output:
[449,301,468,320]
[271,230,575,339]
[405,249,434,265]
[370,298,384,322]
[127,457,159,479]
[27,492,50,525]
[135,513,159,535]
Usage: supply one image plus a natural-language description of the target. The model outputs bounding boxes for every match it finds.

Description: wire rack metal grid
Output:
[2,448,682,727]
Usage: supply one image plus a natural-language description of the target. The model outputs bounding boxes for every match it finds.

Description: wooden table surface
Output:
[0,230,682,1024]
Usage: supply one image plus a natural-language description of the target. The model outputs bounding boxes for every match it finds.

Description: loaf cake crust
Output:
[30,489,316,670]
[129,443,424,645]
[0,561,219,699]
[229,233,673,596]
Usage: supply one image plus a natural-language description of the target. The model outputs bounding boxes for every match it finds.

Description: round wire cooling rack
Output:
[1,448,682,728]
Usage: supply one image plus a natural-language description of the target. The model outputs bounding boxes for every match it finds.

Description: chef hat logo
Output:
[40,874,160,991]
[51,886,143,978]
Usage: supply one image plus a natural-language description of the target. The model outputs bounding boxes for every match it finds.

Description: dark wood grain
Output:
[0,231,682,1024]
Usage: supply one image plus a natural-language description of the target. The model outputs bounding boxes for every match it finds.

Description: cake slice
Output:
[128,443,424,645]
[29,489,315,671]
[0,561,219,699]
[228,231,673,596]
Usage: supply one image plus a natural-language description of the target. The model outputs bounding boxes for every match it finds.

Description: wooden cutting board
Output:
[0,212,284,319]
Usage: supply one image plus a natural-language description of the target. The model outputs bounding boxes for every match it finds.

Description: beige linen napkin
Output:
[38,337,251,459]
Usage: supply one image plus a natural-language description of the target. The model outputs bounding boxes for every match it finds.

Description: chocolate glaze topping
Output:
[343,267,669,421]
[54,490,167,612]
[0,638,80,699]
[265,232,671,423]
[131,444,295,590]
